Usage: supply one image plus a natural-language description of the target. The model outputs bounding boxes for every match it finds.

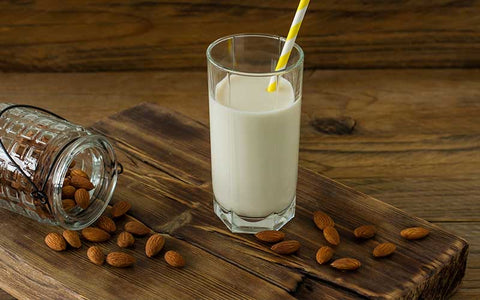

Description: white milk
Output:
[209,75,301,218]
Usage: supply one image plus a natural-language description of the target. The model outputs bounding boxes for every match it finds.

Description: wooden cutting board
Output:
[0,103,468,299]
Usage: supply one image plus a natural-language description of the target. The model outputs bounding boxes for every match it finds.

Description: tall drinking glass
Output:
[207,34,303,233]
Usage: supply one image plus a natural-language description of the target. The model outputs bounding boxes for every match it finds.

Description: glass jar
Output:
[0,104,121,230]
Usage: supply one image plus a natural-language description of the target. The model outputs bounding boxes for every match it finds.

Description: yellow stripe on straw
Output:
[276,50,292,70]
[286,23,302,41]
[267,0,310,92]
[298,0,309,10]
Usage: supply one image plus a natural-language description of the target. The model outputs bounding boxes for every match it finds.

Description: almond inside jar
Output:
[50,135,119,230]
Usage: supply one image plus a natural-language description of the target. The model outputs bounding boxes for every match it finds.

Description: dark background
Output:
[0,0,479,72]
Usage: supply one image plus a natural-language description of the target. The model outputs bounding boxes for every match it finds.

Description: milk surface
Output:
[209,75,301,217]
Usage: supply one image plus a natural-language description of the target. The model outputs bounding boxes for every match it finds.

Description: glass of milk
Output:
[207,34,303,233]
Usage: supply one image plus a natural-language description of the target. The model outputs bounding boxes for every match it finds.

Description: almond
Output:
[255,230,285,243]
[331,258,361,270]
[316,246,334,265]
[63,177,71,186]
[125,221,151,236]
[354,225,376,239]
[145,234,165,258]
[61,185,76,199]
[164,250,185,268]
[69,161,76,169]
[111,200,131,218]
[71,175,94,190]
[70,169,89,179]
[74,188,90,210]
[271,240,301,255]
[323,226,340,246]
[62,199,76,211]
[62,230,81,248]
[87,246,105,265]
[313,211,334,230]
[81,227,111,242]
[117,231,135,248]
[96,216,116,233]
[373,242,396,257]
[107,252,136,268]
[401,227,430,240]
[45,232,67,251]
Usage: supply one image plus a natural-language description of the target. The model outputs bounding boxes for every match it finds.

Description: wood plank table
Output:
[0,69,478,299]
[1,0,480,71]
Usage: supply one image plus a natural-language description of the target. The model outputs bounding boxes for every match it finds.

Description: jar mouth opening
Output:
[50,135,118,230]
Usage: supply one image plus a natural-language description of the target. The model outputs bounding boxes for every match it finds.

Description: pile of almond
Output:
[47,194,186,268]
[53,162,430,273]
[255,211,430,272]
[314,210,429,270]
[61,161,95,211]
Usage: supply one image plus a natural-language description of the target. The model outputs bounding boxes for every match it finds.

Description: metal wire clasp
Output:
[116,162,124,175]
[30,190,48,204]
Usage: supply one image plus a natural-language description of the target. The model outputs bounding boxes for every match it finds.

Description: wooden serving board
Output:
[0,103,468,299]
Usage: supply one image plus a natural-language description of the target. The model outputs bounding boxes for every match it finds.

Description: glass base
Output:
[213,196,295,234]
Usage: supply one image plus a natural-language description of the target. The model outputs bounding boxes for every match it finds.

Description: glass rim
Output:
[53,134,118,230]
[206,33,304,77]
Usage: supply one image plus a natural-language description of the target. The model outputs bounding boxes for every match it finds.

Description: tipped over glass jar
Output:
[0,104,121,230]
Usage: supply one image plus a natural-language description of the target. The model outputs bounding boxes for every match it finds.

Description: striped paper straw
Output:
[267,0,310,92]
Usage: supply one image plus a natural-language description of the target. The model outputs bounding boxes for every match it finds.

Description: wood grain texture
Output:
[440,222,480,300]
[0,103,469,299]
[90,103,468,298]
[0,0,480,71]
[0,207,293,300]
[0,69,478,220]
[0,69,477,298]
